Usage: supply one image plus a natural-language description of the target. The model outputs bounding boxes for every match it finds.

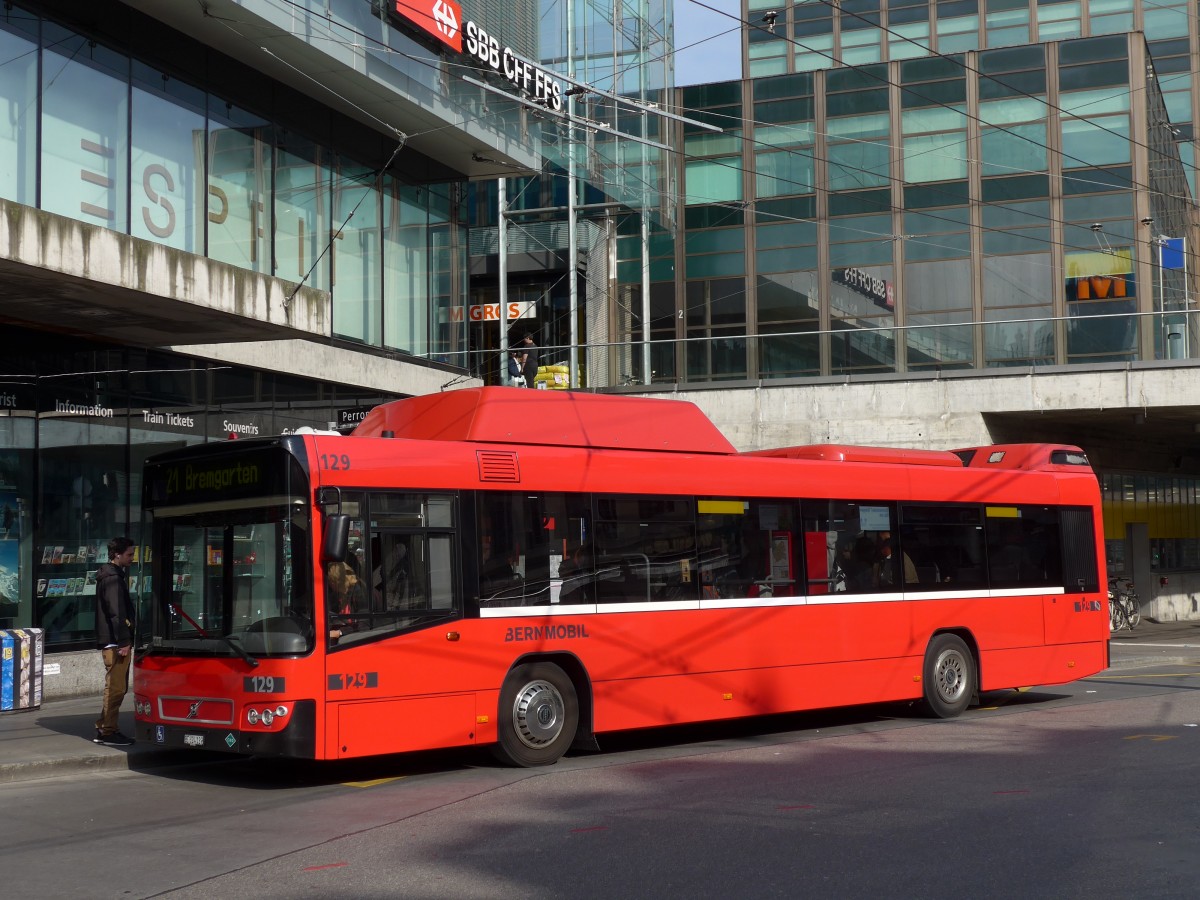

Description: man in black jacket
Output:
[94,536,137,746]
[518,333,539,388]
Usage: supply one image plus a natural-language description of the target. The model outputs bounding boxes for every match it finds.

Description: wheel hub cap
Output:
[513,680,564,749]
[937,652,965,701]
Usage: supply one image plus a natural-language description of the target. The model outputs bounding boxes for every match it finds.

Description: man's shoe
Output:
[93,731,134,746]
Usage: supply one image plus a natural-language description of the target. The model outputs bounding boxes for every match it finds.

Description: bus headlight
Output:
[245,705,289,728]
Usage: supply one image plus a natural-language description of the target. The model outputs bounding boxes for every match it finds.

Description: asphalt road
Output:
[6,662,1200,899]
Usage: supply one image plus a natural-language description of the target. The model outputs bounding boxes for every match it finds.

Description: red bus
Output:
[134,388,1109,766]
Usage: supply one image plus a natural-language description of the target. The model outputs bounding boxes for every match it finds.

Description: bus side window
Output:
[328,492,460,646]
[593,495,698,604]
[374,533,413,610]
[476,491,530,606]
[899,504,986,591]
[799,499,896,594]
[985,506,1063,589]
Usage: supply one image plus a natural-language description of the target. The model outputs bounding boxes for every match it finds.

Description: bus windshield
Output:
[143,446,313,659]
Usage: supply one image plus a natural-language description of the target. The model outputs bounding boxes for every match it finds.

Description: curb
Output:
[0,751,136,785]
[0,748,222,786]
[1106,645,1200,670]
[1104,656,1200,671]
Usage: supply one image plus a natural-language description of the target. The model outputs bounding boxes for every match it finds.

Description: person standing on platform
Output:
[94,536,136,746]
[519,332,539,388]
[507,350,525,387]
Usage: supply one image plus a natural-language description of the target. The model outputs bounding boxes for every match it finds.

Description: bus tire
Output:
[922,633,975,719]
[494,662,579,767]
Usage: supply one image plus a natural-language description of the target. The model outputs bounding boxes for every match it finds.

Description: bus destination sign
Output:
[145,447,293,509]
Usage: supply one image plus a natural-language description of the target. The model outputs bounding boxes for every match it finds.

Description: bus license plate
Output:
[183,734,205,747]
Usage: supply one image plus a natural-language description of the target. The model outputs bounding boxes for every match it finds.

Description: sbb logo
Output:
[432,0,458,41]
[392,0,463,52]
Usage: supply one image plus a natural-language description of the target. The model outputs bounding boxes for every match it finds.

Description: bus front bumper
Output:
[135,700,316,758]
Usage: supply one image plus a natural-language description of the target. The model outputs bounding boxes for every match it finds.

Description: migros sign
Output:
[390,0,564,112]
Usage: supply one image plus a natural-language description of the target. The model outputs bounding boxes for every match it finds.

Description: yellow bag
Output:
[534,365,570,390]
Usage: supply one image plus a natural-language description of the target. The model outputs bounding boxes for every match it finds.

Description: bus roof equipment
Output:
[353,387,737,454]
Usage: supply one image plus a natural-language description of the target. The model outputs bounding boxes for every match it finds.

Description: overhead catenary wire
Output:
[201,0,1200,348]
[0,0,1161,376]
[238,4,1200,312]
[193,0,1191,212]
[194,0,1185,229]
[686,0,1193,208]
[806,0,1196,176]
[5,1,1186,329]
[251,0,1193,267]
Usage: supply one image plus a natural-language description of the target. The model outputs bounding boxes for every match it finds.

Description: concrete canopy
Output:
[0,199,327,347]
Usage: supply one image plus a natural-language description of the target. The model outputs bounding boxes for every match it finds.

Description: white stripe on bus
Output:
[478,585,1068,617]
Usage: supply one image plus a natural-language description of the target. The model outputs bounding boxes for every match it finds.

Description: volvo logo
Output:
[186,701,202,720]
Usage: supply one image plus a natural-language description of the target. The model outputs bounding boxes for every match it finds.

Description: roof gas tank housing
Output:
[353,387,738,454]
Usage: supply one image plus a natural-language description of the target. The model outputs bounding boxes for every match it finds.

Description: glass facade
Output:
[613,31,1192,386]
[1102,474,1200,575]
[466,0,674,386]
[0,327,396,651]
[744,0,1198,196]
[0,4,470,368]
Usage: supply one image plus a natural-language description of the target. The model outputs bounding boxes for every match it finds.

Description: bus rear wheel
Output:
[922,634,975,718]
[494,662,579,767]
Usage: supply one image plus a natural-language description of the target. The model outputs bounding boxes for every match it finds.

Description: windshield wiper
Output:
[168,601,259,668]
[220,634,260,669]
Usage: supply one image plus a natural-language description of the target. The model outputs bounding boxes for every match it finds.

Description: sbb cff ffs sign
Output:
[393,0,462,51]
[391,0,564,112]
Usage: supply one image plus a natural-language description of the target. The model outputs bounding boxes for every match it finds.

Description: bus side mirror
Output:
[322,513,350,562]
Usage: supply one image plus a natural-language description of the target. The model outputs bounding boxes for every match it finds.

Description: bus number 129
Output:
[244,676,285,693]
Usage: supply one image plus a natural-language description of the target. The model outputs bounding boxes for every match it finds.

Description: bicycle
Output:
[1108,576,1141,631]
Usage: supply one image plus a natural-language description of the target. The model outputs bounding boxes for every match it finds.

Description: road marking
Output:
[343,776,406,788]
[1123,734,1178,742]
[1091,672,1200,679]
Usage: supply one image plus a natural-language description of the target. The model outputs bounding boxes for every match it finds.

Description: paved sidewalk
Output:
[1,621,1197,785]
[1107,617,1200,667]
[0,695,207,785]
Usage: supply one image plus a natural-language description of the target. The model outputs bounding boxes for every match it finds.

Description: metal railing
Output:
[458,307,1199,390]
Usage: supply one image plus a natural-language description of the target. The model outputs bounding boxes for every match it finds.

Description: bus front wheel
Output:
[922,634,975,718]
[494,662,579,767]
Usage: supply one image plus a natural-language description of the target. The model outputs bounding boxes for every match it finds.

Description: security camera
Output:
[1090,223,1103,231]
[762,10,778,33]
[1140,216,1154,225]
